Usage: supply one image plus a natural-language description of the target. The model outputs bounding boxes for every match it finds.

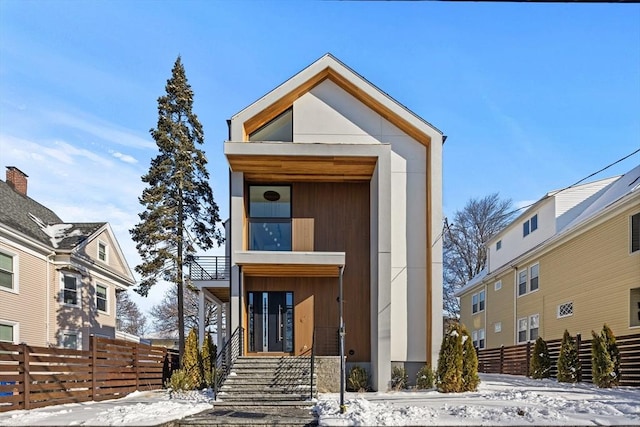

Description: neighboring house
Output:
[191,53,444,390]
[457,165,640,350]
[0,166,136,350]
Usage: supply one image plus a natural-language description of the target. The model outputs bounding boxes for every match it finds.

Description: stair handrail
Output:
[213,326,243,400]
[310,327,316,400]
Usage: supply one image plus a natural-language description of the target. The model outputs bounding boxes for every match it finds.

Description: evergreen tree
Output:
[130,57,223,358]
[557,330,580,383]
[437,323,464,393]
[461,325,480,391]
[530,336,551,379]
[591,330,614,388]
[182,328,203,389]
[601,324,620,386]
[201,331,216,388]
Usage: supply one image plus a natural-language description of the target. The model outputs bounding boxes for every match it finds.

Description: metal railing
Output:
[314,326,340,356]
[310,328,316,400]
[188,256,230,281]
[212,327,243,399]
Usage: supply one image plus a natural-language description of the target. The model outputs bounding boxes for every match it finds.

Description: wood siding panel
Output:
[292,218,314,251]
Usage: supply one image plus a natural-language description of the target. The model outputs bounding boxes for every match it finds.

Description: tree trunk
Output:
[177,188,185,360]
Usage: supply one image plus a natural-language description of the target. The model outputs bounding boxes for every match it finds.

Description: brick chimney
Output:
[6,166,28,196]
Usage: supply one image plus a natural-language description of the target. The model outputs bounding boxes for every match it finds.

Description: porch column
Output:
[198,290,206,345]
[216,301,223,351]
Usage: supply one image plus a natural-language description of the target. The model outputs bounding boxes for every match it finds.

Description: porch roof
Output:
[235,250,345,277]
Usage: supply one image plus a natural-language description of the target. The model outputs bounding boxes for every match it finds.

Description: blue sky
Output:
[1,1,639,315]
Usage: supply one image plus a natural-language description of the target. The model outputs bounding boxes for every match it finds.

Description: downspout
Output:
[46,251,55,346]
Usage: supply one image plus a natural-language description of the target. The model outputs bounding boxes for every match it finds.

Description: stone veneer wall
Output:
[315,356,341,393]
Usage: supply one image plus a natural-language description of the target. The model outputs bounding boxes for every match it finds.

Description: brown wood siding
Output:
[292,218,314,251]
[242,182,371,362]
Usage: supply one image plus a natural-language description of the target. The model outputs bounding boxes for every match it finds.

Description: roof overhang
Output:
[235,251,345,278]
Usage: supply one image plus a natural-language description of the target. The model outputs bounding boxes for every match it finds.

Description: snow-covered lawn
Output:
[0,373,638,426]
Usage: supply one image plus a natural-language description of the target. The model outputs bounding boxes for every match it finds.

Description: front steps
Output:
[216,356,316,406]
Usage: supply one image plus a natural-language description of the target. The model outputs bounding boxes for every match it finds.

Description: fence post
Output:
[91,335,97,400]
[526,341,531,377]
[21,343,30,410]
[576,333,582,383]
[134,344,140,390]
[499,345,504,374]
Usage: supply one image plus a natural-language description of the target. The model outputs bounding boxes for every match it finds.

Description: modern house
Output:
[0,166,136,349]
[190,54,444,391]
[457,165,640,350]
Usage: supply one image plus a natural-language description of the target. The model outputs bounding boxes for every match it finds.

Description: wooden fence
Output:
[0,336,177,412]
[477,332,640,386]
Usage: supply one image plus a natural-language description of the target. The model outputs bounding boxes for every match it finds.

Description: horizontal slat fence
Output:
[477,332,640,386]
[0,336,175,412]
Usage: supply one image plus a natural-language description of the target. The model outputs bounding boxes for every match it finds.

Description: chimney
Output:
[6,166,28,196]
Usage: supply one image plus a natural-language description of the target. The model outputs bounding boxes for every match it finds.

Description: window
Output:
[472,290,485,314]
[496,240,502,251]
[529,264,539,292]
[494,280,502,291]
[248,185,292,251]
[518,317,528,343]
[558,302,574,318]
[529,314,539,341]
[97,241,108,262]
[630,288,640,327]
[0,321,18,344]
[494,322,502,333]
[523,214,538,237]
[631,213,640,253]
[248,108,293,142]
[472,330,477,348]
[518,270,528,296]
[0,251,15,291]
[61,275,79,306]
[60,331,80,350]
[472,329,485,349]
[96,284,108,313]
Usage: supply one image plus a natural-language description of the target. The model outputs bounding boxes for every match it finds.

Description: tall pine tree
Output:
[131,57,223,358]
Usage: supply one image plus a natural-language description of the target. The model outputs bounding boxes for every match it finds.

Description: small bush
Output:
[461,325,480,392]
[557,330,580,383]
[530,337,551,379]
[166,369,191,391]
[591,330,614,388]
[201,332,216,388]
[390,366,408,391]
[347,365,369,392]
[182,328,204,389]
[437,323,464,393]
[602,324,620,386]
[416,364,435,389]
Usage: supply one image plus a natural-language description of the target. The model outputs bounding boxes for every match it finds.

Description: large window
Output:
[631,213,640,253]
[0,251,15,291]
[472,290,485,314]
[96,284,108,313]
[248,186,292,251]
[62,274,79,307]
[0,321,17,344]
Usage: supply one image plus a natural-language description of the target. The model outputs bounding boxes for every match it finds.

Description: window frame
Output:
[59,330,81,350]
[60,273,81,308]
[630,288,640,328]
[0,248,18,294]
[529,263,540,292]
[517,317,528,343]
[523,214,538,238]
[496,240,502,251]
[631,212,640,254]
[472,290,485,314]
[97,240,108,263]
[472,330,478,348]
[0,320,19,344]
[518,269,528,296]
[529,314,539,341]
[557,301,574,319]
[96,283,108,314]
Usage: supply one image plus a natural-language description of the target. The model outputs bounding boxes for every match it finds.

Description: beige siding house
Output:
[0,167,136,349]
[457,165,640,348]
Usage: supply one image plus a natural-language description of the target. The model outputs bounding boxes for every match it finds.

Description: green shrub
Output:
[557,330,580,383]
[390,365,408,391]
[201,332,216,387]
[347,365,369,392]
[461,325,480,392]
[166,369,190,391]
[416,364,435,389]
[530,337,551,379]
[602,324,620,386]
[437,323,464,393]
[182,328,203,389]
[591,330,614,388]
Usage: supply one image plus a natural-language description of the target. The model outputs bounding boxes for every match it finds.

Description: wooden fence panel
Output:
[0,336,173,413]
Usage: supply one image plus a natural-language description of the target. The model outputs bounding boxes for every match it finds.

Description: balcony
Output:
[188,256,230,281]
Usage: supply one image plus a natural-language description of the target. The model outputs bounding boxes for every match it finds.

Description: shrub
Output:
[166,369,190,391]
[437,323,463,393]
[391,366,408,391]
[591,330,614,388]
[602,324,620,386]
[201,332,216,388]
[557,330,580,383]
[182,328,203,389]
[416,364,435,390]
[530,337,551,379]
[461,325,480,392]
[347,365,369,392]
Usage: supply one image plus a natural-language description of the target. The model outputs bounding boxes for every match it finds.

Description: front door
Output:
[248,291,293,353]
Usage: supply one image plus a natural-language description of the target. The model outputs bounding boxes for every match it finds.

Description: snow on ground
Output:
[0,374,638,426]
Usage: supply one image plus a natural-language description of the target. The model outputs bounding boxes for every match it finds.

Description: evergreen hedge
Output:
[530,336,551,379]
[557,330,580,383]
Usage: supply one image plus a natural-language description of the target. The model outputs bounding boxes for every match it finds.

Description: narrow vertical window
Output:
[479,290,485,311]
[62,275,79,306]
[98,241,107,262]
[523,221,530,237]
[530,264,539,292]
[530,214,538,232]
[631,213,640,253]
[479,328,485,349]
[0,252,14,290]
[472,330,478,348]
[518,318,528,343]
[96,284,108,313]
[518,270,528,296]
[529,314,539,341]
[496,240,502,251]
[472,293,479,314]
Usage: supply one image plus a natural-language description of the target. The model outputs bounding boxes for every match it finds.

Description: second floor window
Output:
[96,284,108,313]
[530,264,539,292]
[62,275,79,306]
[632,212,640,253]
[472,290,485,314]
[0,252,14,291]
[249,185,292,251]
[518,270,528,296]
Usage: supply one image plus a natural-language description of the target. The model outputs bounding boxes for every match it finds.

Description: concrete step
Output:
[217,393,311,402]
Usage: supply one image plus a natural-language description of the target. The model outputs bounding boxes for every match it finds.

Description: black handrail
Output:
[310,328,316,400]
[212,326,243,399]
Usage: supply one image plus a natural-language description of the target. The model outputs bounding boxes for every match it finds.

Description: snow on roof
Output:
[455,267,487,297]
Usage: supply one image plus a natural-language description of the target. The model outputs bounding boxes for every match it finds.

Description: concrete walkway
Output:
[178,403,318,427]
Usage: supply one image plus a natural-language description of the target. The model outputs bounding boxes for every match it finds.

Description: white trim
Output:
[557,301,574,319]
[0,247,19,294]
[0,319,19,344]
[59,329,82,350]
[494,321,502,333]
[494,280,502,291]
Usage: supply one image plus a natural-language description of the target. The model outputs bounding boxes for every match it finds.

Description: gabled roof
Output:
[0,179,105,251]
[229,53,442,145]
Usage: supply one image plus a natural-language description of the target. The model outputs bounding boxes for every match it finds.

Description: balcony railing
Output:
[188,256,230,281]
